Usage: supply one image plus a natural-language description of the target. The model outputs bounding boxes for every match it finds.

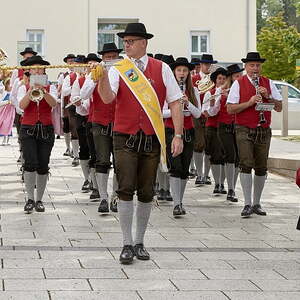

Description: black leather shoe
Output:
[195,176,204,185]
[173,205,182,216]
[204,176,212,185]
[213,184,220,194]
[63,148,71,157]
[98,199,109,213]
[252,204,267,216]
[72,157,79,167]
[241,205,252,217]
[90,189,100,202]
[24,199,35,213]
[219,184,227,194]
[81,180,90,193]
[119,245,135,264]
[180,204,186,215]
[110,196,118,213]
[157,189,166,200]
[165,190,173,201]
[227,189,238,202]
[35,201,45,212]
[134,244,150,260]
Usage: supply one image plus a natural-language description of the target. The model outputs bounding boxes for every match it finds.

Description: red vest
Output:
[92,83,115,125]
[192,73,201,87]
[165,90,194,130]
[22,85,52,126]
[88,98,94,123]
[63,72,77,104]
[218,94,235,125]
[205,88,218,128]
[235,75,271,128]
[18,69,24,80]
[78,76,85,88]
[114,57,166,135]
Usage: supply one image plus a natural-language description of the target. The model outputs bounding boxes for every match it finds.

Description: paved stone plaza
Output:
[0,135,299,300]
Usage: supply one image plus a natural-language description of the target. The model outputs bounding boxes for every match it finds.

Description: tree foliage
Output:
[257,0,300,32]
[257,14,300,81]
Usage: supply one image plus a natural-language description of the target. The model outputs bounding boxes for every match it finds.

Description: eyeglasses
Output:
[122,38,144,46]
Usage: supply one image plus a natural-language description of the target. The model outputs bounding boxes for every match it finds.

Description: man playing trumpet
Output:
[227,52,282,218]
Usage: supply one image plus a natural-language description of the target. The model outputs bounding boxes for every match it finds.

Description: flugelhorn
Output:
[196,75,215,94]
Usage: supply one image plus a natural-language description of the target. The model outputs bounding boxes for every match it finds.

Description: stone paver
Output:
[0,134,299,299]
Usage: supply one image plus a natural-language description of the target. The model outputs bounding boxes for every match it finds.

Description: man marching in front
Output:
[95,23,183,264]
[227,52,282,218]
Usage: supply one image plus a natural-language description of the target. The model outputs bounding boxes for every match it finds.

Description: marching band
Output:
[0,22,283,264]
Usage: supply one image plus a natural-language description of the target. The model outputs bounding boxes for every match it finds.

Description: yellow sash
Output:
[115,58,167,172]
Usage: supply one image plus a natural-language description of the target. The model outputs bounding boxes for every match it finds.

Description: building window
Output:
[26,30,45,56]
[190,31,210,58]
[97,19,138,53]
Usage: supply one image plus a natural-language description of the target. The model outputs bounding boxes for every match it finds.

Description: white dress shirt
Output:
[17,84,58,107]
[108,54,183,103]
[227,75,282,104]
[61,74,73,98]
[163,86,201,119]
[71,75,90,117]
[202,87,222,117]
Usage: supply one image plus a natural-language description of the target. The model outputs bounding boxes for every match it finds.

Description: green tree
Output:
[257,0,300,33]
[257,14,300,81]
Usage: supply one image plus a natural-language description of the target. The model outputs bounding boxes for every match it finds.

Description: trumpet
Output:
[196,74,215,94]
[29,88,44,103]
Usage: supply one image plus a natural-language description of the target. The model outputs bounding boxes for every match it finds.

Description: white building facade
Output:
[1,0,256,78]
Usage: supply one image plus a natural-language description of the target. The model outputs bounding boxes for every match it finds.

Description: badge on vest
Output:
[125,69,139,82]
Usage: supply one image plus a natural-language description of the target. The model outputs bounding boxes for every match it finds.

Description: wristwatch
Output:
[174,134,183,139]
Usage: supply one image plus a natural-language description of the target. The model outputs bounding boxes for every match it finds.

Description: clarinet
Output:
[252,73,266,125]
[179,77,185,110]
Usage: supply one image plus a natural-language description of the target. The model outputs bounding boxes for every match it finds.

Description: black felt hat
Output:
[23,55,50,66]
[190,58,201,65]
[74,55,86,64]
[85,53,102,63]
[98,43,123,55]
[226,64,244,75]
[210,67,228,83]
[161,55,175,66]
[154,53,164,60]
[170,57,194,71]
[19,47,37,56]
[241,52,266,63]
[199,54,218,64]
[63,54,76,63]
[117,23,153,39]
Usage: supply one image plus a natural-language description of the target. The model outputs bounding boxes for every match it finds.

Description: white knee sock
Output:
[157,168,167,190]
[211,164,221,185]
[135,201,152,245]
[170,176,181,207]
[220,165,225,185]
[80,160,90,181]
[118,200,134,246]
[204,154,211,177]
[225,163,235,190]
[71,140,79,158]
[24,171,36,200]
[253,175,266,205]
[95,172,109,200]
[234,167,239,189]
[36,174,48,202]
[194,151,204,177]
[64,133,71,150]
[180,179,187,203]
[240,173,252,206]
[90,168,98,190]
